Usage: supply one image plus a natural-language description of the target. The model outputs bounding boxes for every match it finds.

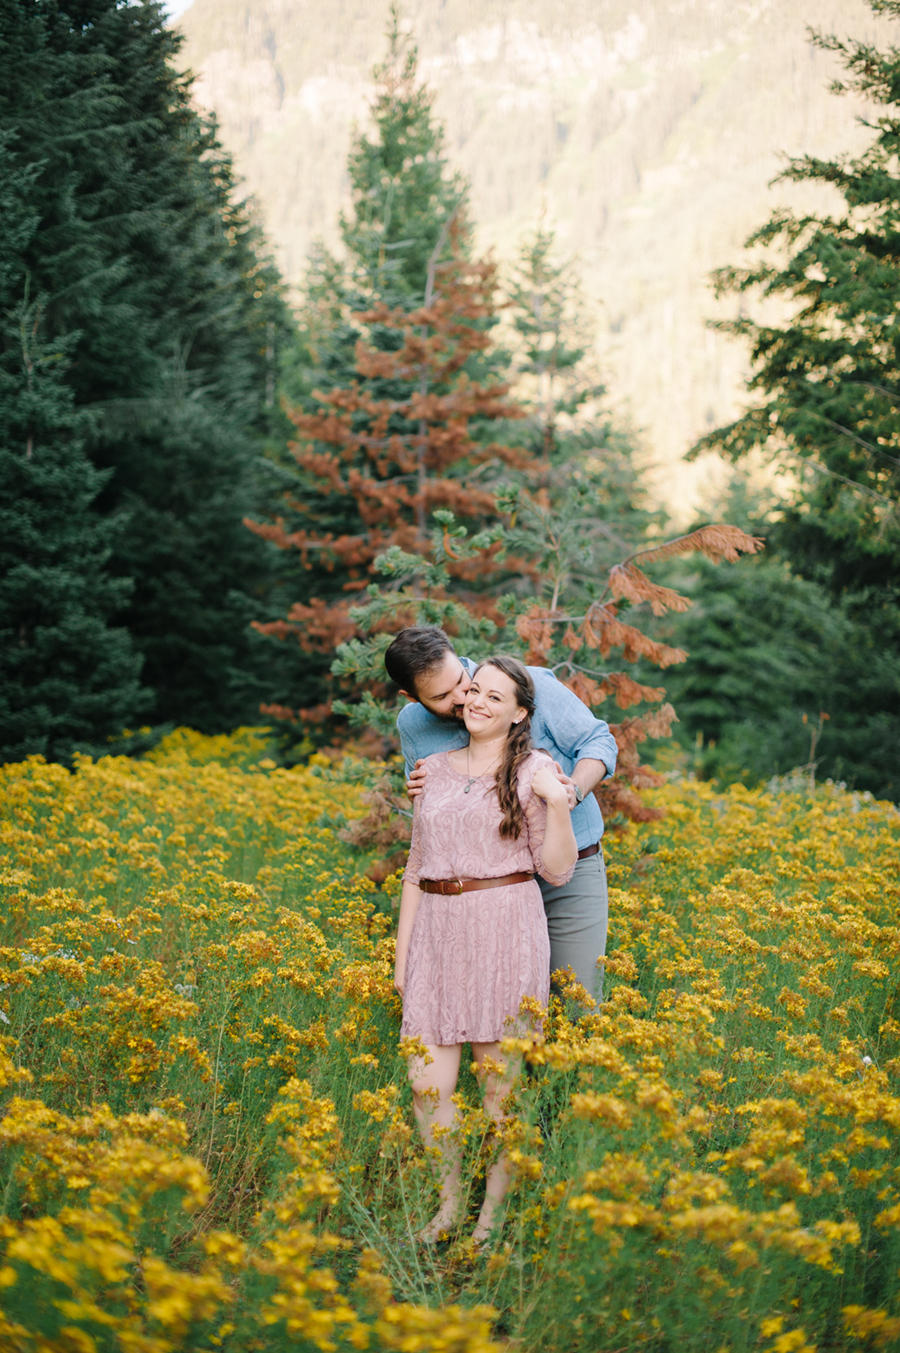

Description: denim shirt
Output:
[396,658,618,848]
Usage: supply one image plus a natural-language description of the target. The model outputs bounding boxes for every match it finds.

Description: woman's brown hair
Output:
[471,655,535,840]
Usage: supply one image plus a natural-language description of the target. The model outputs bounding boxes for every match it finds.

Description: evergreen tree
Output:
[0,0,295,734]
[340,5,468,305]
[660,553,899,796]
[504,224,601,457]
[0,141,145,762]
[498,223,662,605]
[257,21,763,818]
[251,236,537,700]
[254,16,509,722]
[693,0,900,795]
[653,477,900,798]
[696,0,900,592]
[282,8,471,420]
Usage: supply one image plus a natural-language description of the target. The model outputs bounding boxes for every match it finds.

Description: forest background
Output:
[1,0,898,805]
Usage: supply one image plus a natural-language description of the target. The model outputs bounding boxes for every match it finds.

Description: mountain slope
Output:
[177,0,888,514]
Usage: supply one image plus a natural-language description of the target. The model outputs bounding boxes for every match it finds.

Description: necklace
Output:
[464,743,501,793]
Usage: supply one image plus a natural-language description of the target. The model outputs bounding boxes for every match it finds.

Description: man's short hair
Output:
[384,627,456,696]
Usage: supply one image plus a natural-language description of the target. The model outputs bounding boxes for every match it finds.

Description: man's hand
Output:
[406,759,427,802]
[552,762,578,811]
[554,759,609,811]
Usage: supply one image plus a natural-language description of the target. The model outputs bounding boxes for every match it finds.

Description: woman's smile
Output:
[462,665,525,740]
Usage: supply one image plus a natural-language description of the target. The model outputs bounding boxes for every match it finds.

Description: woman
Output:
[394,655,577,1246]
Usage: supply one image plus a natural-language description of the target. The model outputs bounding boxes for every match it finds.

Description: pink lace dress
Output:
[400,749,576,1046]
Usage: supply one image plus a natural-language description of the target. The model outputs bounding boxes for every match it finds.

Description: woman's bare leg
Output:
[407,1042,463,1241]
[471,1041,522,1244]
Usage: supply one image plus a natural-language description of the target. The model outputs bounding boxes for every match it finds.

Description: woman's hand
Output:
[531,763,571,808]
[530,763,578,880]
[394,963,405,998]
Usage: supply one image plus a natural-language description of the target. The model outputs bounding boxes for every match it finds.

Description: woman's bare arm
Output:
[530,763,578,879]
[394,879,423,996]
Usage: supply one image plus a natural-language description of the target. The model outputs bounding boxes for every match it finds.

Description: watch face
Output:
[575,786,585,804]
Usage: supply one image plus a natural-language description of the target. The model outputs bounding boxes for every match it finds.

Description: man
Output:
[384,626,617,1002]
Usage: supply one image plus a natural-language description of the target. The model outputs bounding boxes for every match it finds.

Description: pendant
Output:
[463,783,472,794]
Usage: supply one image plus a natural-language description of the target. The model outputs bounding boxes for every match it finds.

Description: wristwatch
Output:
[574,785,585,805]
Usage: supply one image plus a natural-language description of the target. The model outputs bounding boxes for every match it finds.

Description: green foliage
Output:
[696,0,900,598]
[332,513,504,729]
[0,0,297,737]
[267,13,488,671]
[283,8,472,415]
[0,139,146,760]
[691,1,900,797]
[648,473,899,799]
[497,225,661,609]
[495,442,660,616]
[660,552,900,798]
[504,223,602,451]
[341,5,469,304]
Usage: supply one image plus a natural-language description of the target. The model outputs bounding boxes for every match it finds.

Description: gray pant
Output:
[538,849,608,1001]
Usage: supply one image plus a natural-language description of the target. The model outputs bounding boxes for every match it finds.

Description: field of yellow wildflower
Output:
[1,729,899,1353]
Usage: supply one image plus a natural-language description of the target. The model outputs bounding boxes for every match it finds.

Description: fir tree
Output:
[654,476,900,798]
[0,142,145,762]
[498,223,662,604]
[504,224,601,457]
[341,5,468,305]
[696,0,900,597]
[250,234,537,700]
[254,17,512,722]
[660,551,900,797]
[257,27,763,822]
[0,0,295,733]
[693,0,900,796]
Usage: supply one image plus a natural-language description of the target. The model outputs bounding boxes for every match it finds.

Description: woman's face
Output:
[463,664,527,740]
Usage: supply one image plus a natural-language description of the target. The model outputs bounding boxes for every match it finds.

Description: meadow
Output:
[0,729,899,1352]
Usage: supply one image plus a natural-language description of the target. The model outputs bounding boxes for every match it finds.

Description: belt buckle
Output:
[448,877,464,895]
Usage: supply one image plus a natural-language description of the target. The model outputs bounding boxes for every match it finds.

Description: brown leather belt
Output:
[578,843,601,861]
[419,872,536,896]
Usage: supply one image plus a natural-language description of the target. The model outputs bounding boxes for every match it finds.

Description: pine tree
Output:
[504,224,601,457]
[0,0,295,734]
[0,141,145,762]
[498,223,663,604]
[257,28,763,817]
[341,5,468,305]
[696,0,900,598]
[651,476,900,799]
[281,9,471,431]
[250,234,537,711]
[692,0,900,797]
[253,18,519,722]
[659,551,900,796]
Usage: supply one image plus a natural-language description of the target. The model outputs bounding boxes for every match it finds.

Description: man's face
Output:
[407,653,472,720]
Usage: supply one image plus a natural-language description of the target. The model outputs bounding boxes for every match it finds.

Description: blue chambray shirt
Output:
[396,657,618,849]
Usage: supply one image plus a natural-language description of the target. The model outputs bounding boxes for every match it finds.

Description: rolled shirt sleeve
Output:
[526,667,616,849]
[528,667,618,777]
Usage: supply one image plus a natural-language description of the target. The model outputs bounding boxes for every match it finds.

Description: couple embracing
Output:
[383,627,617,1246]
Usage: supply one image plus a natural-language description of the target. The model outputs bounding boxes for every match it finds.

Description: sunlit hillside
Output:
[177,0,889,516]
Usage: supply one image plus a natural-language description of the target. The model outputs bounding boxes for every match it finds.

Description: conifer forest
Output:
[0,2,899,1350]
